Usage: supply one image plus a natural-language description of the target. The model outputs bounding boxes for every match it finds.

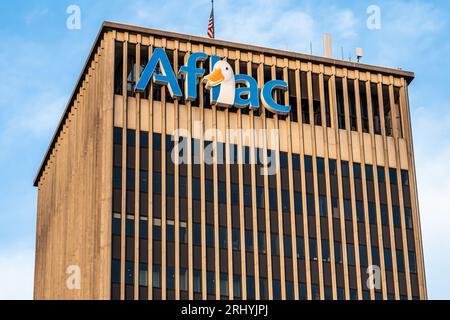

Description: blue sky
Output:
[0,0,449,299]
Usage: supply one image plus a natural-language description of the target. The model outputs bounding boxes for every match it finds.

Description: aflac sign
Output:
[135,48,291,115]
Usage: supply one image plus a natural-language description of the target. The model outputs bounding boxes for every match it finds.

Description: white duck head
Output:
[203,60,235,106]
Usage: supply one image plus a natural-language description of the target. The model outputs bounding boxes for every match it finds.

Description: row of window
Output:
[111,259,418,300]
[112,130,419,299]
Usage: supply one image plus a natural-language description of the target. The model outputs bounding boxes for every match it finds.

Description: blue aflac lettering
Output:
[135,48,182,98]
[135,50,291,115]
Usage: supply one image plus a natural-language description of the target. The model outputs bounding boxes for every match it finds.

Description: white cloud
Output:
[23,8,49,25]
[0,245,34,300]
[385,2,445,38]
[0,95,66,155]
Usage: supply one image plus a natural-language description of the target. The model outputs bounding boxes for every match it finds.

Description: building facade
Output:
[33,22,427,300]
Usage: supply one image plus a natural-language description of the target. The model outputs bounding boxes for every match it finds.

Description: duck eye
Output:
[226,67,229,71]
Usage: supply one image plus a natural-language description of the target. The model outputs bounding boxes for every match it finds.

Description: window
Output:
[126,217,134,237]
[247,277,255,299]
[193,270,202,293]
[401,170,409,187]
[397,250,405,273]
[112,215,121,236]
[341,161,350,177]
[244,185,252,208]
[329,159,337,176]
[394,87,403,137]
[153,219,162,241]
[309,238,317,260]
[372,246,380,266]
[280,152,289,169]
[114,42,124,95]
[273,280,282,300]
[336,78,346,129]
[404,207,413,229]
[359,245,368,267]
[258,232,267,254]
[344,199,352,220]
[299,283,308,300]
[284,236,292,257]
[140,171,148,193]
[347,244,355,265]
[193,223,201,246]
[371,83,381,135]
[193,178,201,200]
[393,206,401,228]
[384,249,392,270]
[166,220,175,242]
[324,76,332,127]
[140,218,148,239]
[409,251,417,273]
[312,74,321,126]
[300,71,310,124]
[383,85,393,136]
[297,237,305,259]
[153,265,161,288]
[166,267,175,290]
[294,192,302,213]
[180,268,188,291]
[354,163,362,179]
[348,79,358,131]
[381,204,389,225]
[269,188,277,211]
[139,263,148,287]
[307,194,315,216]
[113,167,122,189]
[180,222,188,244]
[286,281,294,300]
[220,227,227,249]
[125,261,134,285]
[219,182,227,204]
[365,165,373,181]
[245,230,254,251]
[389,168,397,185]
[304,156,313,172]
[334,242,342,264]
[317,158,325,174]
[206,224,214,248]
[356,201,365,222]
[332,197,339,218]
[111,259,121,283]
[126,169,135,191]
[207,272,215,295]
[322,239,330,262]
[359,81,369,133]
[289,70,298,122]
[233,275,242,298]
[260,278,268,300]
[319,196,327,217]
[232,229,240,250]
[220,273,228,297]
[369,202,377,225]
[271,234,279,256]
[282,190,290,213]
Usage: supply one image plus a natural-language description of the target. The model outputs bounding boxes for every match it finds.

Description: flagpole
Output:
[208,0,215,39]
[212,0,214,36]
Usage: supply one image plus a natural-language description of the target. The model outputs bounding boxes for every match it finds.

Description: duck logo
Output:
[136,48,291,115]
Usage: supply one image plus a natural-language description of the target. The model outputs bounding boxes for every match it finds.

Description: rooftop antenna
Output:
[309,41,313,55]
[341,47,344,60]
[355,47,364,63]
[323,34,332,58]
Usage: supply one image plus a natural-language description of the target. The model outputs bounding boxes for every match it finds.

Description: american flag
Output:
[207,1,215,39]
